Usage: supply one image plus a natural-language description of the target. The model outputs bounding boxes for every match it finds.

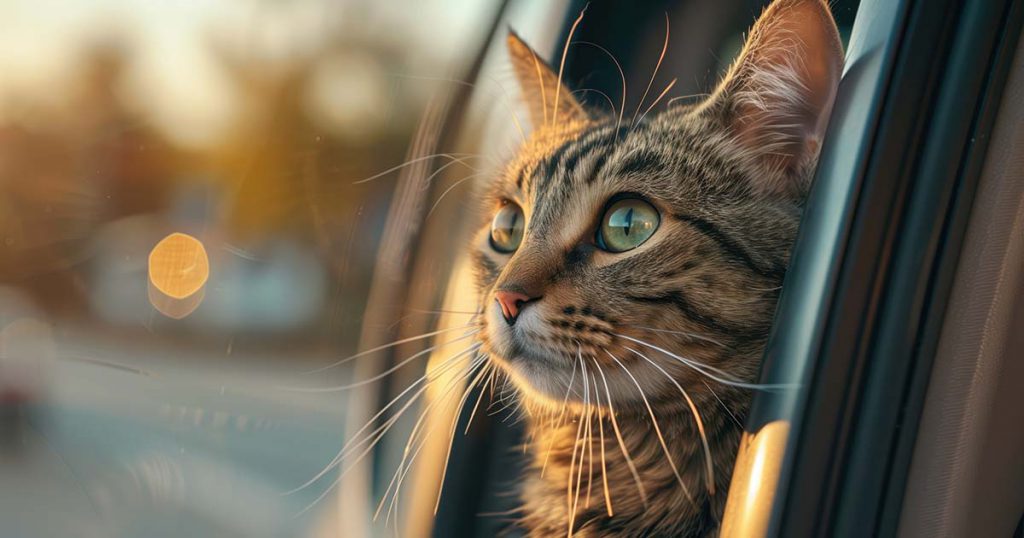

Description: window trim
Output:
[735,0,1024,536]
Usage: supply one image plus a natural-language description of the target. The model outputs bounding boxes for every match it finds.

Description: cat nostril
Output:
[494,290,536,325]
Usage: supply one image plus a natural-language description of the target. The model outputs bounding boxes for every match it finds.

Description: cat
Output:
[469,1,842,536]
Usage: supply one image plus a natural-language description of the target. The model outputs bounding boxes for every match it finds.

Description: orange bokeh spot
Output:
[148,232,209,318]
[149,232,209,298]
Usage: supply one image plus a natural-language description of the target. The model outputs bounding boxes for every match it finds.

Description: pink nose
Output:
[494,290,533,324]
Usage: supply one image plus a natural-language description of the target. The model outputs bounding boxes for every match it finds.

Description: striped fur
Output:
[469,2,842,535]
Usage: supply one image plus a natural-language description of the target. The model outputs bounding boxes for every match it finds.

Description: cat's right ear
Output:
[506,30,588,128]
[705,0,843,195]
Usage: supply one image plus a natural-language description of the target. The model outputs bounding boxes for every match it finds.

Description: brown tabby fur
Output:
[469,1,842,535]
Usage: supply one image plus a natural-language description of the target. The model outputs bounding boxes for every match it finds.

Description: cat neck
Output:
[517,395,746,537]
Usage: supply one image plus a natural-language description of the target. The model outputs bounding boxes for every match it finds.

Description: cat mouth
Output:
[487,338,620,408]
[492,330,568,369]
[489,347,582,405]
[483,319,576,398]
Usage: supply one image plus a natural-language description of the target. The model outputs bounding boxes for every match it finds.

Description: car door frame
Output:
[737,0,1024,536]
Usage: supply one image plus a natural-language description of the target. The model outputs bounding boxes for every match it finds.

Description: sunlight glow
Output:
[720,420,790,538]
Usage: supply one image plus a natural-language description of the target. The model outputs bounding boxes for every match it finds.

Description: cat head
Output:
[471,0,842,410]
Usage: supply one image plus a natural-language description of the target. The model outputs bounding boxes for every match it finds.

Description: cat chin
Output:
[486,350,582,408]
[505,361,587,411]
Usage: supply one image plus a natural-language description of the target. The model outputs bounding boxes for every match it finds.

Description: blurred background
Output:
[0,1,857,537]
[0,1,502,536]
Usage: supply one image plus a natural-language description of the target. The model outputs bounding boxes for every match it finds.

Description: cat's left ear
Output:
[709,0,843,194]
[506,30,589,128]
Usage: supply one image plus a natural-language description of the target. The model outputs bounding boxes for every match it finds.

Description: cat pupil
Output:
[490,203,525,252]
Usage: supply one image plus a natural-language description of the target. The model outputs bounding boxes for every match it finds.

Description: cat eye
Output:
[596,197,660,253]
[489,202,525,253]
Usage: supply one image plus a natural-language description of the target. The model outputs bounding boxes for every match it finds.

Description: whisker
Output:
[571,88,618,118]
[385,308,481,331]
[280,334,480,392]
[571,40,627,131]
[488,367,500,400]
[635,77,677,126]
[372,355,485,525]
[606,351,693,503]
[425,172,485,219]
[541,354,579,477]
[612,333,796,390]
[376,356,486,511]
[567,354,588,536]
[385,434,430,527]
[352,153,481,185]
[593,359,648,506]
[477,507,525,518]
[282,344,473,500]
[622,324,725,347]
[666,92,710,107]
[624,346,716,495]
[289,379,434,517]
[529,49,550,126]
[701,379,743,429]
[404,360,489,525]
[395,355,487,465]
[284,344,480,496]
[464,364,495,435]
[552,4,588,128]
[630,12,670,128]
[433,360,492,515]
[375,356,487,523]
[286,381,428,498]
[417,157,484,200]
[524,415,537,455]
[585,377,595,510]
[487,387,514,415]
[501,397,525,423]
[221,243,261,261]
[486,74,529,144]
[405,307,482,316]
[303,321,477,374]
[590,370,614,516]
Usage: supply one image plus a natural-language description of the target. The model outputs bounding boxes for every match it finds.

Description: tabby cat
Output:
[470,1,842,536]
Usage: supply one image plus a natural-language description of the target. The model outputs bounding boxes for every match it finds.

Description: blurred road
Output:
[0,326,350,538]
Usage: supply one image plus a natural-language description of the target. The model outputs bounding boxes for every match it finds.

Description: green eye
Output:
[490,202,525,253]
[597,198,660,252]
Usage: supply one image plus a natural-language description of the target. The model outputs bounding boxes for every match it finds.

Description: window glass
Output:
[0,1,499,536]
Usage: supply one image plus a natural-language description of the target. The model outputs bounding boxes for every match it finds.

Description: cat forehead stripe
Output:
[521,121,640,195]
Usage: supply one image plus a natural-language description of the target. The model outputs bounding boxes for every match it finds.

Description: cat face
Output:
[472,0,843,410]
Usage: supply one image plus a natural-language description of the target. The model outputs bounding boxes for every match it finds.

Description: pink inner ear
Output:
[724,0,843,191]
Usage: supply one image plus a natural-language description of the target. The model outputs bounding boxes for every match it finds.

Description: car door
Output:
[724,0,1024,536]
